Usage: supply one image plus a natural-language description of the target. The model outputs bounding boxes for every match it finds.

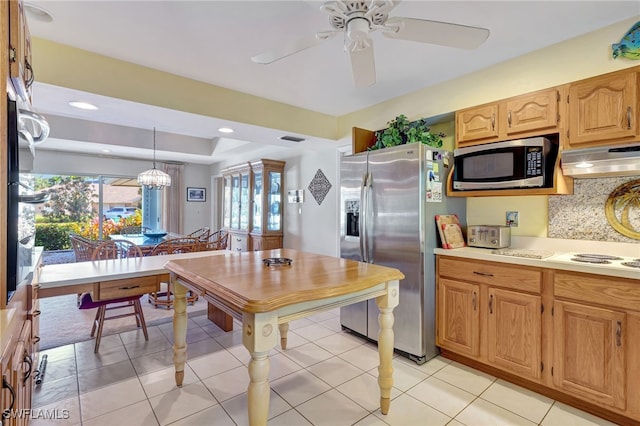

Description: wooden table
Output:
[164,248,404,426]
[37,250,226,299]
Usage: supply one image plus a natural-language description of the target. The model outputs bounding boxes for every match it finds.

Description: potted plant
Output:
[372,114,445,150]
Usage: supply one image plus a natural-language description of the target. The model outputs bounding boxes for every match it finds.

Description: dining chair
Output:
[78,240,149,353]
[186,226,210,243]
[69,233,100,262]
[147,237,201,308]
[202,229,228,250]
[69,234,102,306]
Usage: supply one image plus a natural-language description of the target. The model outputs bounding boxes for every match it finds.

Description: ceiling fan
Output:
[251,0,490,88]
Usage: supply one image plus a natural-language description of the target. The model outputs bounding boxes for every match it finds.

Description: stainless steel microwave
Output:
[452,137,557,191]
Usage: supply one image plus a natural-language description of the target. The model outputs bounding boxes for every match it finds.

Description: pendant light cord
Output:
[153,127,157,169]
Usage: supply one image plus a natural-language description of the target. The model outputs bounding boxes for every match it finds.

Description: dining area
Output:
[47,227,230,352]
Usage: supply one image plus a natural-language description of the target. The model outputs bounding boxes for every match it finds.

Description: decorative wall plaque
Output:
[308,169,332,205]
[605,179,640,239]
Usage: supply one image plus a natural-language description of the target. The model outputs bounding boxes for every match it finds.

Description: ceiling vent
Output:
[279,135,305,142]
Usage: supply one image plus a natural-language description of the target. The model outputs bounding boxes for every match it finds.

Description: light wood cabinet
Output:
[456,104,499,145]
[456,87,562,147]
[552,300,626,410]
[567,68,639,148]
[1,320,34,426]
[502,89,560,137]
[487,287,541,380]
[222,159,285,252]
[437,257,640,424]
[437,278,480,358]
[436,256,543,382]
[222,162,252,252]
[8,0,33,105]
[249,159,285,251]
[552,271,640,415]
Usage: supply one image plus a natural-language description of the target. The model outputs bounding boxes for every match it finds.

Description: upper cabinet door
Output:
[568,70,638,147]
[456,104,499,145]
[8,0,33,104]
[504,88,559,136]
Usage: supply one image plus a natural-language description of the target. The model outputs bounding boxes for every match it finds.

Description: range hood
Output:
[562,143,640,177]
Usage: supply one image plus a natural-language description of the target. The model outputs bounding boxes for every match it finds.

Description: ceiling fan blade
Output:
[251,32,336,64]
[382,17,489,50]
[349,40,376,88]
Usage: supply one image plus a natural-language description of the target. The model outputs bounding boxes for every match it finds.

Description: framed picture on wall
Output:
[187,187,206,202]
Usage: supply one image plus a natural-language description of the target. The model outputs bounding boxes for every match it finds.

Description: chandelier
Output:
[137,127,172,188]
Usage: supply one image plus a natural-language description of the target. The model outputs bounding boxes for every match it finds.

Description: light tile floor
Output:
[32,309,618,426]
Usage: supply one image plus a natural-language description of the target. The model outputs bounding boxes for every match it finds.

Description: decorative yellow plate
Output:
[605,179,640,239]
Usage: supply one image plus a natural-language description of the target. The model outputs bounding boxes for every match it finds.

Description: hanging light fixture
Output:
[137,127,172,188]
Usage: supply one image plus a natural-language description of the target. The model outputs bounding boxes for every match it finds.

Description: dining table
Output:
[164,248,404,426]
[109,232,182,253]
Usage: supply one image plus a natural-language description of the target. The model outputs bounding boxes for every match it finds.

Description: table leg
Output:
[278,322,289,350]
[243,311,278,426]
[375,280,400,415]
[172,276,188,387]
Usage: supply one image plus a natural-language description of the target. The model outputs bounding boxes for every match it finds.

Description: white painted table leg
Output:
[243,311,278,426]
[172,275,188,387]
[375,280,400,415]
[278,322,289,350]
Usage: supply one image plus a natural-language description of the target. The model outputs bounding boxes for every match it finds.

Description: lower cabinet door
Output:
[487,288,542,380]
[553,300,626,410]
[437,279,480,357]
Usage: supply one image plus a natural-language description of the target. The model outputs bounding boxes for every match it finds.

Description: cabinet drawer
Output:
[438,257,541,293]
[230,234,248,252]
[97,276,159,301]
[554,271,640,311]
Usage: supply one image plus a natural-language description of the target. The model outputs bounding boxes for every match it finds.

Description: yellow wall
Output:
[467,197,548,237]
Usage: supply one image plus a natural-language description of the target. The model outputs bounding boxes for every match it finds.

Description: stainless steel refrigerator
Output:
[340,144,466,364]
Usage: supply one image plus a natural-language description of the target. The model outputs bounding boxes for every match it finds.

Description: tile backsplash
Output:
[548,176,640,243]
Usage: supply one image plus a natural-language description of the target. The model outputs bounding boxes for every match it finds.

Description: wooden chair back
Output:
[69,234,101,262]
[149,237,201,256]
[91,240,144,260]
[203,229,228,250]
[186,227,210,242]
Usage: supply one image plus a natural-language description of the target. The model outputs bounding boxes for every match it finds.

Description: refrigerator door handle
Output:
[359,172,368,263]
[366,172,374,263]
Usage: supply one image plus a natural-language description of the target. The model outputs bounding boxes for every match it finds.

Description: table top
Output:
[39,250,227,288]
[109,232,182,248]
[164,248,405,314]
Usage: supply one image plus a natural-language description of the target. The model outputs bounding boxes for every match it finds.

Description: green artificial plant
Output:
[372,114,445,150]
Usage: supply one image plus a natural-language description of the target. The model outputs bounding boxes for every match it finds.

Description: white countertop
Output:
[39,250,230,288]
[434,236,640,280]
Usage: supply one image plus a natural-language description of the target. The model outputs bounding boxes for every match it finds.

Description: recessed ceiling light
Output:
[24,3,54,23]
[69,101,98,110]
[218,127,234,134]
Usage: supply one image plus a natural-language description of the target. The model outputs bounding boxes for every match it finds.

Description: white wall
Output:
[278,146,341,257]
[31,150,212,233]
[181,164,213,234]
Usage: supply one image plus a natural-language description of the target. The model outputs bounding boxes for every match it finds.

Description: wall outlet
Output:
[506,211,519,227]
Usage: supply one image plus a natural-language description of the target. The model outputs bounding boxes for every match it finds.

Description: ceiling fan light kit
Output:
[251,0,490,87]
